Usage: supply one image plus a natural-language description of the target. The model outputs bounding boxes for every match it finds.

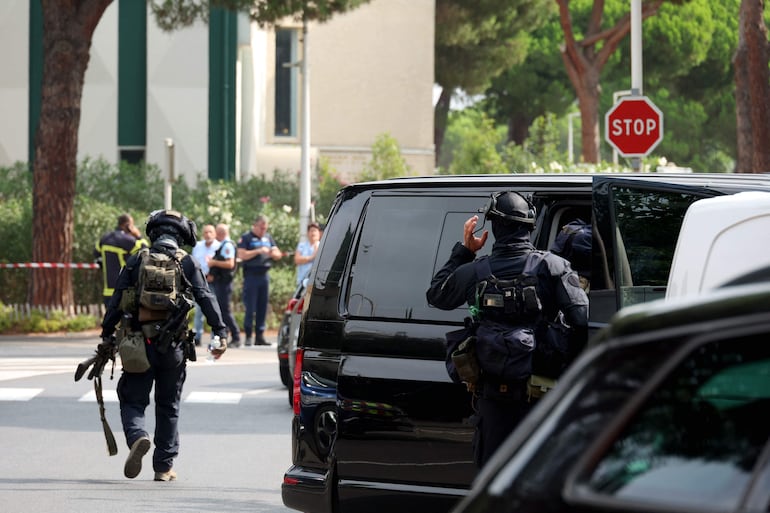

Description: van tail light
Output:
[286,298,298,313]
[296,296,305,312]
[292,348,304,415]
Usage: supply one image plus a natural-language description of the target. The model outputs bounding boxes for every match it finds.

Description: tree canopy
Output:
[150,0,370,29]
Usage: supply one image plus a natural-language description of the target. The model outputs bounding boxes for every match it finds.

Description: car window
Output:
[345,194,493,322]
[580,332,770,511]
[605,186,701,309]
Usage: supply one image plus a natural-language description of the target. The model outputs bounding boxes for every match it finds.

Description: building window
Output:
[119,147,145,165]
[275,28,298,138]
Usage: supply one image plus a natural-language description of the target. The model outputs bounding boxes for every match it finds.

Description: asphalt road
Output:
[0,330,296,513]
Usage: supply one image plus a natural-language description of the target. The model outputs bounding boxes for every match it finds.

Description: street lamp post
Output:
[164,138,174,210]
[298,17,311,244]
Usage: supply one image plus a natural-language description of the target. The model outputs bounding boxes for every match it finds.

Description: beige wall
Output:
[1,1,435,184]
[311,0,434,151]
[0,0,30,165]
[254,0,436,181]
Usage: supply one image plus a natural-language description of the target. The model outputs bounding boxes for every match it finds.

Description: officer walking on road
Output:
[426,192,588,467]
[98,210,228,481]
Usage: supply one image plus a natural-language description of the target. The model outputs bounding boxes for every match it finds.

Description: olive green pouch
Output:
[527,374,557,401]
[118,331,150,373]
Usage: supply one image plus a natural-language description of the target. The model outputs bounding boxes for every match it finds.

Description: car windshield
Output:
[583,333,770,510]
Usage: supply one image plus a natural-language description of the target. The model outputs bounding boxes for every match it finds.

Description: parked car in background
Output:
[282,173,770,513]
[277,273,309,392]
[449,278,770,513]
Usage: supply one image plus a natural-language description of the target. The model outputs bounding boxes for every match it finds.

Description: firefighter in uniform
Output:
[426,191,588,467]
[94,214,148,307]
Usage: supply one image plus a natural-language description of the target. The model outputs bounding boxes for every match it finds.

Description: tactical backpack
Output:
[136,247,188,323]
[470,252,546,384]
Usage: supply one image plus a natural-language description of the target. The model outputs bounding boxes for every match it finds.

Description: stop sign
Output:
[605,96,664,157]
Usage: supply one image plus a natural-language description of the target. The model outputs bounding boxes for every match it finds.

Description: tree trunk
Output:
[556,0,663,164]
[734,28,753,173]
[571,68,601,163]
[735,0,770,173]
[508,113,533,146]
[31,0,112,307]
[434,87,452,167]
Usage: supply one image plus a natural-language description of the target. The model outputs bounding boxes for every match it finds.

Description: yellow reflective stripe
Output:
[98,244,131,297]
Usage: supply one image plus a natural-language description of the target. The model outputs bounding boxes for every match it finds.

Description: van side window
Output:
[605,186,700,308]
[581,332,770,510]
[346,195,489,322]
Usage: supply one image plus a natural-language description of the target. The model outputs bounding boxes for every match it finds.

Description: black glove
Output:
[97,336,117,360]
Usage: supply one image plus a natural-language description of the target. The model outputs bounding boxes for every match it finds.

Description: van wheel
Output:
[314,405,337,458]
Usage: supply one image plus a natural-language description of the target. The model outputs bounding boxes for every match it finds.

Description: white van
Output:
[666,191,770,300]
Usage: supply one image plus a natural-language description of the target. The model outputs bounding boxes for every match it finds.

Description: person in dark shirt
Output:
[426,192,588,467]
[237,215,282,346]
[94,213,148,307]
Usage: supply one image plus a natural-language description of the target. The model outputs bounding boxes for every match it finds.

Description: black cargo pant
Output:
[117,339,186,473]
[472,380,532,467]
[211,278,241,344]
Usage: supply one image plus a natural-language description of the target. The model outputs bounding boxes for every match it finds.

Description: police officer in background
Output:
[98,210,228,482]
[426,191,588,467]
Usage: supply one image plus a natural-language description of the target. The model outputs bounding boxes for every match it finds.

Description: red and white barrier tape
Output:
[0,263,99,269]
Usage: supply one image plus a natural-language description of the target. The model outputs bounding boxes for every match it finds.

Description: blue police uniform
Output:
[209,238,241,346]
[238,230,277,345]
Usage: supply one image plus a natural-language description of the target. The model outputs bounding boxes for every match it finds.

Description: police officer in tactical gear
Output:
[426,191,588,467]
[98,209,228,481]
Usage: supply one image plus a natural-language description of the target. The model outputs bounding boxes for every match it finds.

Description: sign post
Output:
[605,96,663,158]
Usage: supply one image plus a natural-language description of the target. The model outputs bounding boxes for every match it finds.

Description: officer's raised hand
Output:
[463,215,488,254]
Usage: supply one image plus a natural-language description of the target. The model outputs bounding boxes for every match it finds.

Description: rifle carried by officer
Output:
[153,293,196,359]
[74,338,118,456]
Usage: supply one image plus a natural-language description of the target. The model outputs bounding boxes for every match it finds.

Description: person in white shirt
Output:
[191,224,220,345]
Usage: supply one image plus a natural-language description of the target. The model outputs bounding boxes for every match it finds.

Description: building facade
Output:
[0,0,435,184]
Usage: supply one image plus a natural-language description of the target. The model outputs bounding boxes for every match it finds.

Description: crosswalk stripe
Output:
[3,388,251,404]
[0,387,44,401]
[79,389,119,402]
[0,357,81,382]
[185,391,242,404]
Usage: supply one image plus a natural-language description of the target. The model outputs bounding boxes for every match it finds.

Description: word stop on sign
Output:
[610,118,658,136]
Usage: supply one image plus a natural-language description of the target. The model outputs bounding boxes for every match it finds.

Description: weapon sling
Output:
[94,374,118,456]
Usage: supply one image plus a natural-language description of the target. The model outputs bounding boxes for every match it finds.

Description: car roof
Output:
[593,280,770,342]
[341,172,770,193]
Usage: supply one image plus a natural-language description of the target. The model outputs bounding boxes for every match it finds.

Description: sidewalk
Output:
[0,329,279,364]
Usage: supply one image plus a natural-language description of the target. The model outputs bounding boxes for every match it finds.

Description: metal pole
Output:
[630,0,642,170]
[568,112,580,164]
[299,17,311,244]
[164,138,174,210]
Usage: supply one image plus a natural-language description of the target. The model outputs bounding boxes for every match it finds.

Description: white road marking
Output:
[78,389,119,402]
[0,357,79,381]
[185,391,242,404]
[0,387,44,401]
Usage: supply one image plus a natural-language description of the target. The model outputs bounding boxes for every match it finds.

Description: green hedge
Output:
[0,159,343,332]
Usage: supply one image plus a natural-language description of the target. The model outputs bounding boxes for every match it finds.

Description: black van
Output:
[282,173,770,513]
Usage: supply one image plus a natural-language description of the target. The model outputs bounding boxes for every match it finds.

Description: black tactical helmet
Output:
[482,191,536,226]
[145,209,197,246]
